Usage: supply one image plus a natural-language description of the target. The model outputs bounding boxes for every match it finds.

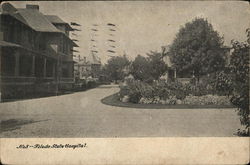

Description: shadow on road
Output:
[0,119,50,132]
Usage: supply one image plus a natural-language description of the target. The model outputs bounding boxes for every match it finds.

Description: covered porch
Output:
[0,43,58,100]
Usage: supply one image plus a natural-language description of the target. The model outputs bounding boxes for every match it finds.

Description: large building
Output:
[0,3,78,100]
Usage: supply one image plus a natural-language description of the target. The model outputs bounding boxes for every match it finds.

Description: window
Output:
[1,49,15,76]
[19,54,32,77]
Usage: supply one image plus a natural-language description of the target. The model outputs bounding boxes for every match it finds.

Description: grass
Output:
[101,93,235,109]
[0,119,50,132]
[1,85,100,103]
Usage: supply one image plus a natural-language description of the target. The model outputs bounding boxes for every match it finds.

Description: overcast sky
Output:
[11,1,250,63]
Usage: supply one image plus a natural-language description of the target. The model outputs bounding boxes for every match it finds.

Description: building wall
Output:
[0,13,75,100]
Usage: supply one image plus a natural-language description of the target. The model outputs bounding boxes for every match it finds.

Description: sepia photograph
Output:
[0,0,249,138]
[1,1,249,164]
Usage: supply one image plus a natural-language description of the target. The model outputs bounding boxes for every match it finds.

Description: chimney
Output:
[26,4,39,10]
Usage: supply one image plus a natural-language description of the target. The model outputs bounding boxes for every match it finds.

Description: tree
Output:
[131,51,168,83]
[169,18,226,81]
[130,55,153,83]
[147,51,168,80]
[229,38,249,134]
[104,55,130,82]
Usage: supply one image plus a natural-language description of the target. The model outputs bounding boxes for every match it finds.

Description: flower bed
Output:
[137,95,231,105]
[182,95,231,105]
[119,80,232,106]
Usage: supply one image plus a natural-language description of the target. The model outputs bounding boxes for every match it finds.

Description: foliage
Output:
[168,18,226,80]
[247,28,250,45]
[103,55,130,82]
[147,51,168,80]
[229,39,249,130]
[119,80,144,103]
[130,51,168,83]
[212,71,233,96]
[130,55,153,83]
[153,81,188,100]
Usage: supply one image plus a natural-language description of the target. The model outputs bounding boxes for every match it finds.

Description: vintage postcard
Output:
[0,1,249,164]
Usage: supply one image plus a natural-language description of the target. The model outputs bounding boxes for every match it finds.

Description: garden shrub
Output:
[120,80,143,103]
[119,85,130,98]
[153,81,172,100]
[129,91,141,103]
[213,71,233,96]
[140,83,155,99]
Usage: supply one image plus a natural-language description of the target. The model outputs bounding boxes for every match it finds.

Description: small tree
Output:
[169,18,226,81]
[104,55,130,82]
[147,51,168,80]
[131,55,153,83]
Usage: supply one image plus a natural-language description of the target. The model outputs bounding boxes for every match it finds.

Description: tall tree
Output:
[169,18,226,80]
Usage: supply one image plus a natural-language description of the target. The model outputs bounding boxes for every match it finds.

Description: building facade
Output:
[0,3,78,100]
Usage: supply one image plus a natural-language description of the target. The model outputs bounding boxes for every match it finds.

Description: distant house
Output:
[0,2,78,100]
[75,56,91,80]
[74,53,101,81]
[89,53,101,79]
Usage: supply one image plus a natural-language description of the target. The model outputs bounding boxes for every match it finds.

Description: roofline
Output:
[2,13,61,33]
[2,12,78,47]
[52,23,74,31]
[2,9,72,33]
[45,14,74,31]
[1,13,36,32]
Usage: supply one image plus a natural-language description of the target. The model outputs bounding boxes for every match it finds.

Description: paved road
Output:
[0,85,241,137]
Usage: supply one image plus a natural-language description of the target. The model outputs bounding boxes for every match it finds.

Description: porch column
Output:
[31,56,35,76]
[43,58,47,77]
[14,52,20,77]
[68,63,73,78]
[52,62,56,78]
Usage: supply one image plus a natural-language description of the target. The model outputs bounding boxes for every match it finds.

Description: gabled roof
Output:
[45,15,66,24]
[45,15,74,31]
[15,9,61,33]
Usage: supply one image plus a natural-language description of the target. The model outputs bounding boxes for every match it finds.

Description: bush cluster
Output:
[119,80,231,105]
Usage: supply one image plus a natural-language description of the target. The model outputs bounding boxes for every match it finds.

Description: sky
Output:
[10,1,250,64]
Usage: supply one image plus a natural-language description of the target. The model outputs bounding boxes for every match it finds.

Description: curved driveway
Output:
[0,85,241,137]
